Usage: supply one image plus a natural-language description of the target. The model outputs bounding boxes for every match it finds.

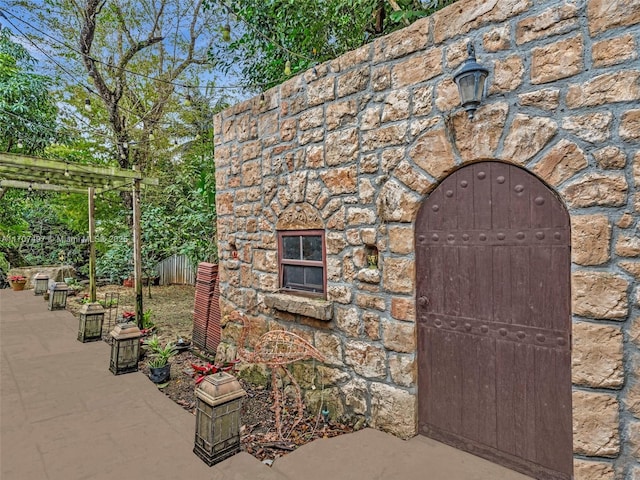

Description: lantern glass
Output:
[109,323,141,375]
[453,43,489,119]
[34,274,49,295]
[193,372,246,466]
[48,282,69,310]
[78,303,105,342]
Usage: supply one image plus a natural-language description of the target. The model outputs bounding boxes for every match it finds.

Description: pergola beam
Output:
[0,180,88,194]
[0,153,159,188]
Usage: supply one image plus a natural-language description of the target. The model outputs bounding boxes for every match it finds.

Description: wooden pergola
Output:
[0,153,159,325]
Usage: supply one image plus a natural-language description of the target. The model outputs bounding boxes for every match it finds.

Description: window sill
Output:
[264,292,333,321]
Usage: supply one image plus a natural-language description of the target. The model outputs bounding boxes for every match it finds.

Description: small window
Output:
[278,230,325,296]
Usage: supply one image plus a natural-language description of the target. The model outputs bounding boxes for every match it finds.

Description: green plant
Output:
[142,308,155,330]
[143,335,177,368]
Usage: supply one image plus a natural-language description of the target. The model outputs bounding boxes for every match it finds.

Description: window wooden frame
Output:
[277,229,326,297]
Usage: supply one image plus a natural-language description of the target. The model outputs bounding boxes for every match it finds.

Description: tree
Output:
[0,27,61,154]
[208,0,459,90]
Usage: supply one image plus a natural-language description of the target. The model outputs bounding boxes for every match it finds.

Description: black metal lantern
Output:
[33,273,49,295]
[48,282,69,310]
[193,372,246,466]
[453,43,489,119]
[77,302,105,343]
[109,322,142,375]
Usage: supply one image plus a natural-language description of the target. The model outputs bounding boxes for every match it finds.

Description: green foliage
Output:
[144,335,178,367]
[208,0,460,90]
[0,28,62,154]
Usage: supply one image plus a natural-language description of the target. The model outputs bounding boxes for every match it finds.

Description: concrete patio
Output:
[0,288,531,479]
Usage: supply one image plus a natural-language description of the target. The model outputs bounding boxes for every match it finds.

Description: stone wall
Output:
[213,0,640,476]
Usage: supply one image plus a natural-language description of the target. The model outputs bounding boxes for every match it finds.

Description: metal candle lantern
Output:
[108,322,142,375]
[48,282,69,310]
[77,302,105,343]
[33,273,49,295]
[193,372,246,466]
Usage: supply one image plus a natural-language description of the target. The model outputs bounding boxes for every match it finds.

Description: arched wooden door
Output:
[416,162,572,479]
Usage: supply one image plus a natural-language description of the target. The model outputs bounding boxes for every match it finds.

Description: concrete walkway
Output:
[1,289,531,480]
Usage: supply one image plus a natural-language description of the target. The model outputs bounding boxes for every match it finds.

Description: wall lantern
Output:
[48,282,69,310]
[453,43,489,119]
[33,273,49,295]
[109,322,142,375]
[193,371,246,466]
[77,302,105,343]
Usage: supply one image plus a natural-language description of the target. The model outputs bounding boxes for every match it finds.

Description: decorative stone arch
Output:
[276,202,324,231]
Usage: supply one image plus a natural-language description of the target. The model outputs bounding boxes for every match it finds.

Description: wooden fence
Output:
[156,254,195,285]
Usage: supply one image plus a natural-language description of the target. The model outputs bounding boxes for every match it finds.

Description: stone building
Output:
[212,0,640,478]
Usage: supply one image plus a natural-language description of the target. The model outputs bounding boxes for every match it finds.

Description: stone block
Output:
[410,127,456,179]
[391,48,442,88]
[325,128,358,166]
[307,76,334,107]
[304,387,344,421]
[361,123,407,152]
[432,0,530,43]
[518,88,560,110]
[381,319,415,353]
[566,71,640,108]
[489,55,524,93]
[625,381,640,418]
[570,214,611,265]
[335,306,361,337]
[344,340,387,379]
[370,382,416,438]
[592,33,638,68]
[516,3,579,44]
[563,112,612,144]
[435,78,460,112]
[394,160,433,195]
[346,207,377,226]
[356,293,386,311]
[373,17,430,63]
[572,321,624,388]
[593,146,627,169]
[321,165,357,195]
[326,100,356,131]
[342,378,369,415]
[264,293,333,321]
[337,66,370,98]
[483,25,510,52]
[501,114,557,165]
[363,311,381,340]
[376,180,421,223]
[382,258,415,294]
[314,331,343,366]
[573,389,620,457]
[574,459,615,480]
[382,89,410,123]
[389,353,416,387]
[615,234,640,257]
[388,226,414,255]
[572,271,628,319]
[453,103,510,162]
[629,420,640,459]
[531,35,583,84]
[327,285,352,304]
[391,296,415,322]
[621,109,640,141]
[533,139,587,186]
[587,0,640,36]
[562,172,628,207]
[630,316,640,347]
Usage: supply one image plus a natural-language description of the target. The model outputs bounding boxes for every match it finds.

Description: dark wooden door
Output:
[416,162,572,480]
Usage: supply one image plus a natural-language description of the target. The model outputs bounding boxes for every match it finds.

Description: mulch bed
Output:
[139,347,356,463]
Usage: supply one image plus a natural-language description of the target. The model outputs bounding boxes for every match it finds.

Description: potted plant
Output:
[8,275,27,291]
[143,335,177,384]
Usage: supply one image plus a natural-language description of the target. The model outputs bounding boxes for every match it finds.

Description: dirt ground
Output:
[66,284,354,463]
